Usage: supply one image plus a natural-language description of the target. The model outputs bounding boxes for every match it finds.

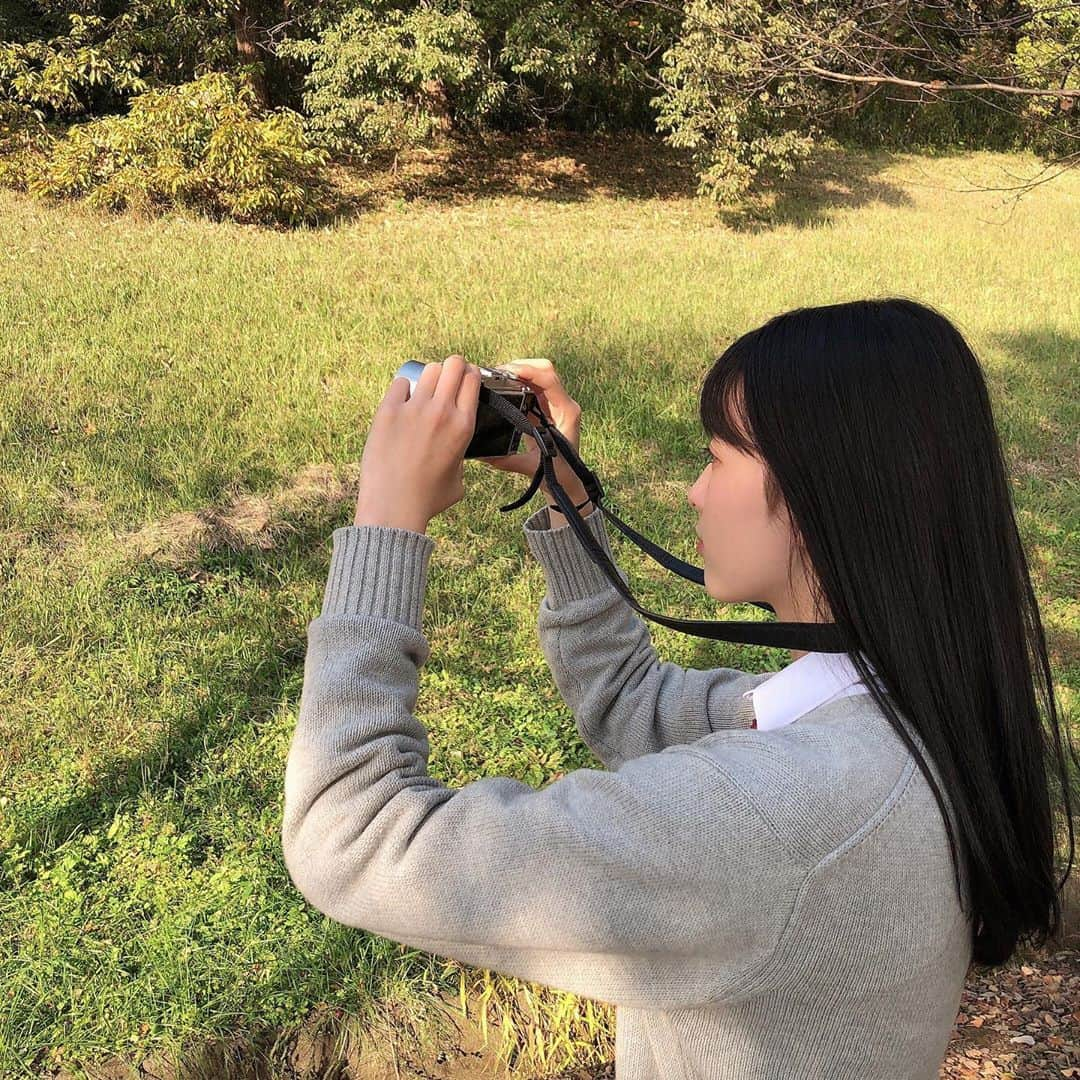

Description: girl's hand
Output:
[474,359,585,500]
[353,355,481,532]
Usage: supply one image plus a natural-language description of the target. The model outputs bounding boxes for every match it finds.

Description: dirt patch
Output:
[1008,440,1080,486]
[50,942,1079,1080]
[124,462,361,570]
[60,988,612,1080]
[318,129,701,216]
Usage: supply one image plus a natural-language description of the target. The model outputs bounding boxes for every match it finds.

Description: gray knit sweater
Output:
[281,503,974,1079]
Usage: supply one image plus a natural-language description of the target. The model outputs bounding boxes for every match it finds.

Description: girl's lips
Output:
[696,538,704,552]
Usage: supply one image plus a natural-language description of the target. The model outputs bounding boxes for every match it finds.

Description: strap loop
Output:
[547,496,592,514]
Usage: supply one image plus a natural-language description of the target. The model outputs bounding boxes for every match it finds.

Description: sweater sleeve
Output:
[281,524,807,1012]
[521,504,769,770]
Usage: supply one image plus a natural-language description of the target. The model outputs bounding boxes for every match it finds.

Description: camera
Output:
[393,359,541,459]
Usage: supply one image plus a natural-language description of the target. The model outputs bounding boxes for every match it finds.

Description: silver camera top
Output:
[394,359,529,392]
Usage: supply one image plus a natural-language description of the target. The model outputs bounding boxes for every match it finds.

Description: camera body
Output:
[394,359,540,459]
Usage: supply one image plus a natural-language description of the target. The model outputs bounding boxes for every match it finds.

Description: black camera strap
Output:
[481,391,853,653]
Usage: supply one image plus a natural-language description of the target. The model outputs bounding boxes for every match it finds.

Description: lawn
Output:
[1,136,1077,1078]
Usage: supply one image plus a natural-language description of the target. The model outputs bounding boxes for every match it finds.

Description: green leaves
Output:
[16,72,330,225]
[651,0,821,204]
[278,2,505,156]
[1012,1,1079,155]
[0,12,148,116]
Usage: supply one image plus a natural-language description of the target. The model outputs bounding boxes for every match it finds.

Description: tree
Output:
[3,0,1077,218]
[649,0,1079,202]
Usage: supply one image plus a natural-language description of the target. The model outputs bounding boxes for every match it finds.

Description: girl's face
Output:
[686,436,802,609]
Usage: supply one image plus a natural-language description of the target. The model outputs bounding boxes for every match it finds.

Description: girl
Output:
[282,297,1076,1079]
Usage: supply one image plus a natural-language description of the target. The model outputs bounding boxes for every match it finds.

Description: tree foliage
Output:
[0,1,1075,220]
[652,0,1077,200]
[1012,0,1079,156]
[8,71,328,224]
[651,1,822,203]
[277,0,506,154]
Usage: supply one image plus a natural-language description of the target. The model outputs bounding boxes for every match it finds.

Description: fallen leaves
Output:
[941,944,1079,1078]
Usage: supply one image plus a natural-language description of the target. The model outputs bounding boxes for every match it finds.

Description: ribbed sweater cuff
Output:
[522,503,622,607]
[321,525,435,629]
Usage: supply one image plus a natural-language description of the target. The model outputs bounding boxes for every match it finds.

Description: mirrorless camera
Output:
[393,359,541,459]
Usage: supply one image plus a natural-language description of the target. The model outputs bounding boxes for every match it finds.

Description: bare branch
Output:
[798,63,1080,99]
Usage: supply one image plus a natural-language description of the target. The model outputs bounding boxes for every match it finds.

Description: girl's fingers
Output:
[507,360,574,412]
[434,355,467,403]
[413,361,442,399]
[505,361,553,391]
[387,376,412,403]
[455,363,481,411]
[475,448,537,473]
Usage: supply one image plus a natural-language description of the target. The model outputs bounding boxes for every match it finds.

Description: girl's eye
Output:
[700,446,715,465]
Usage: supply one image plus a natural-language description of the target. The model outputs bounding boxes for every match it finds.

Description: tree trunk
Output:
[231,2,271,110]
[418,78,454,135]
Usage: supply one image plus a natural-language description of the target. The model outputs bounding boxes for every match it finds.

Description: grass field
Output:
[1,137,1077,1079]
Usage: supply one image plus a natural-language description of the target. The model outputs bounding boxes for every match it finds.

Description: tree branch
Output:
[799,63,1080,100]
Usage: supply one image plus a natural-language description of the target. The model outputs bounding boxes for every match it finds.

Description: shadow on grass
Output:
[312,130,914,232]
[988,327,1079,466]
[711,143,915,232]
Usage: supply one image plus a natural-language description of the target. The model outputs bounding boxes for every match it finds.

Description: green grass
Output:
[0,143,1077,1079]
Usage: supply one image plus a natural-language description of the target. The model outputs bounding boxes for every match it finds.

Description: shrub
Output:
[15,72,329,225]
[278,0,506,155]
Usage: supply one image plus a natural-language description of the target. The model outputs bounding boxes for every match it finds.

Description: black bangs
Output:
[698,337,760,457]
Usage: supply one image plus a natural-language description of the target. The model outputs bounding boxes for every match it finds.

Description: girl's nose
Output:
[688,470,705,510]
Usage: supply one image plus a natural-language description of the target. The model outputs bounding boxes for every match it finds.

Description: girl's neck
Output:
[769,581,831,665]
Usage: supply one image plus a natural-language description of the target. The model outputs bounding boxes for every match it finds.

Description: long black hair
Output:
[699,296,1076,966]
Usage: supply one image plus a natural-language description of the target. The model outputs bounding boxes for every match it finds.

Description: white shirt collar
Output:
[743,651,879,732]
